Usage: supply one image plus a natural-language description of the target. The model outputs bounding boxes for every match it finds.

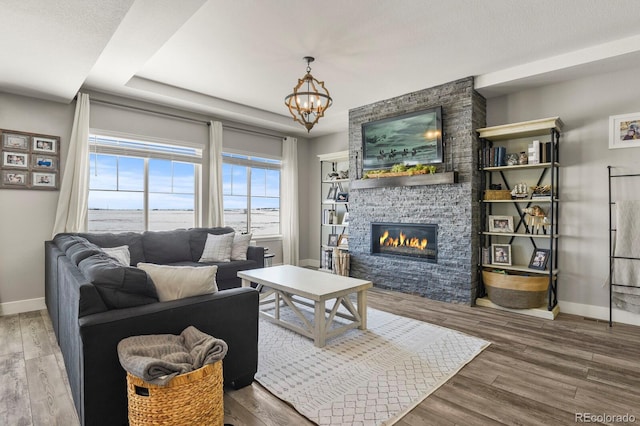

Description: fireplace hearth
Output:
[371,222,438,263]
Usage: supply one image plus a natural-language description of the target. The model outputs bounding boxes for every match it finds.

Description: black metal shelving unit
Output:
[477,117,563,314]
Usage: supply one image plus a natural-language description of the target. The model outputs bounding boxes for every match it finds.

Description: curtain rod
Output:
[89,97,285,140]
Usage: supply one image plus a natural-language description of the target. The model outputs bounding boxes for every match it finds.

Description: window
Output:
[222,153,281,236]
[88,135,201,232]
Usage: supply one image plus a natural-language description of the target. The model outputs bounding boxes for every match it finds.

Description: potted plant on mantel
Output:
[363,163,436,179]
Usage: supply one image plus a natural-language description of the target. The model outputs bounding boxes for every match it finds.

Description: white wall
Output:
[0,92,75,314]
[487,66,640,324]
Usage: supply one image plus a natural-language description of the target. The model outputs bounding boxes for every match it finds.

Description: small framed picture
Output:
[338,234,349,247]
[327,233,339,247]
[341,212,350,225]
[2,132,30,150]
[491,244,512,266]
[32,136,58,154]
[2,170,28,187]
[528,248,550,270]
[335,191,349,202]
[609,112,640,149]
[31,155,58,170]
[32,172,57,189]
[488,215,514,233]
[3,151,29,168]
[326,187,337,201]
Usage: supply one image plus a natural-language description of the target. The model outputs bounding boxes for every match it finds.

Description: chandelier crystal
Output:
[284,56,333,132]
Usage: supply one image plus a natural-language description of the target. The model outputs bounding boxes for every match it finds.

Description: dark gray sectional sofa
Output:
[45,227,264,426]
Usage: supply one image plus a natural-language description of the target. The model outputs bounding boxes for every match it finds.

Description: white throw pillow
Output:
[231,233,253,261]
[137,263,218,302]
[102,245,130,266]
[199,232,234,263]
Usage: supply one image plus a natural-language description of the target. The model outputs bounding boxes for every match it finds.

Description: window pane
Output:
[251,168,266,196]
[172,162,195,194]
[87,191,144,232]
[231,165,247,196]
[149,194,195,230]
[149,159,172,192]
[222,163,232,195]
[265,169,280,197]
[89,154,117,190]
[251,197,279,236]
[118,156,144,191]
[224,195,248,233]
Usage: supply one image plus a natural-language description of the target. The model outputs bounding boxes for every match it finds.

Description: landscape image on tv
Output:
[362,106,443,170]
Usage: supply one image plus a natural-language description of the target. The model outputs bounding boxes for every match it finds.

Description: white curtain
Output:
[207,120,225,227]
[51,93,91,237]
[281,137,299,265]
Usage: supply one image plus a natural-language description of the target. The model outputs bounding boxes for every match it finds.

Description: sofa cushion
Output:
[102,245,130,267]
[53,234,90,252]
[80,232,145,265]
[137,263,218,302]
[66,240,104,266]
[231,233,252,261]
[199,232,234,263]
[142,229,191,264]
[168,259,257,283]
[188,227,236,261]
[77,253,158,309]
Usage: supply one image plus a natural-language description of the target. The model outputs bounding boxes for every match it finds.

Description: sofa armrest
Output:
[247,245,265,268]
[77,287,259,425]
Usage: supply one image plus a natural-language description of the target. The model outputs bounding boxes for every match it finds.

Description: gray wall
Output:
[487,66,640,320]
[0,92,75,311]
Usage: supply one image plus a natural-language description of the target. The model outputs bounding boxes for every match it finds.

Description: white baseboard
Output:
[0,297,46,316]
[559,300,640,326]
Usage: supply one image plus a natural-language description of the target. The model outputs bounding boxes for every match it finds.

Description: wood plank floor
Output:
[2,288,639,425]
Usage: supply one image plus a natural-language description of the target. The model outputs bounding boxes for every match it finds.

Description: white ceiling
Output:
[2,0,640,137]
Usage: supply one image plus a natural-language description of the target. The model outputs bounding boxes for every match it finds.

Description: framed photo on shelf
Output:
[609,112,640,149]
[326,187,337,201]
[528,248,550,270]
[32,136,58,154]
[32,172,57,189]
[2,170,28,187]
[335,191,349,202]
[341,212,350,225]
[3,151,29,168]
[2,132,29,150]
[488,215,514,233]
[327,233,339,247]
[338,234,349,247]
[491,244,512,266]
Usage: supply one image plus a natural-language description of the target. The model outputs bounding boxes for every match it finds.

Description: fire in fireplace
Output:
[371,222,438,263]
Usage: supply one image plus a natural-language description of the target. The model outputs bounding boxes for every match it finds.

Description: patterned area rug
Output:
[256,305,490,426]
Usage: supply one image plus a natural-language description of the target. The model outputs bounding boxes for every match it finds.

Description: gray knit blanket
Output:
[117,326,228,385]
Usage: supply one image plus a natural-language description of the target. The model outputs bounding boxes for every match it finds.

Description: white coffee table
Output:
[238,265,373,347]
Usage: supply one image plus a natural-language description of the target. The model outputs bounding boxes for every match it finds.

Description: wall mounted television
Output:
[361,106,443,171]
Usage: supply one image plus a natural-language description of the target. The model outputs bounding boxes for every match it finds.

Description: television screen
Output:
[361,106,443,171]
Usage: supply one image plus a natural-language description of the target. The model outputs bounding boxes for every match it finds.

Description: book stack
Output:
[322,248,333,270]
[480,146,506,167]
[528,140,540,165]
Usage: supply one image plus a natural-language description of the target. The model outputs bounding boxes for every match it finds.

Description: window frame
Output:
[88,131,202,232]
[222,151,282,238]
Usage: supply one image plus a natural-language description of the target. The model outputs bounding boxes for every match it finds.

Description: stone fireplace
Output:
[371,222,438,263]
[347,77,486,304]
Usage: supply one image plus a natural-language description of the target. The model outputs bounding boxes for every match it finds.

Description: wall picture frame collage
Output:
[0,129,60,190]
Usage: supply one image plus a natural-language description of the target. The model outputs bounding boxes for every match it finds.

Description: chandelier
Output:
[284,56,333,132]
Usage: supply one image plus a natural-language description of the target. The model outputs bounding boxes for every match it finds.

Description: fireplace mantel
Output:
[350,171,458,190]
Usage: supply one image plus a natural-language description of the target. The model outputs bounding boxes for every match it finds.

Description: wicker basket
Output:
[482,270,549,309]
[483,189,512,200]
[126,361,224,426]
